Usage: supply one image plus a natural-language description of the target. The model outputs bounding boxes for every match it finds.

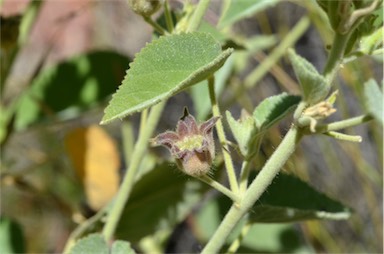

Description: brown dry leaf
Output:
[65,125,120,211]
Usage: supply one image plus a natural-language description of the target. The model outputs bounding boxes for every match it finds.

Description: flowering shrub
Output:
[1,0,382,253]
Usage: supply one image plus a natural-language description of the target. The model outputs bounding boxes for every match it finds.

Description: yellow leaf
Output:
[65,125,120,211]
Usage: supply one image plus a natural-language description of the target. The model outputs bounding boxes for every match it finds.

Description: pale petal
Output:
[152,131,179,149]
[176,119,189,137]
[177,115,198,136]
[199,116,220,134]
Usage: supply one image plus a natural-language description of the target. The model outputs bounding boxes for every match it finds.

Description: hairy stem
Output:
[198,175,240,203]
[239,135,263,193]
[227,220,252,254]
[122,120,135,166]
[322,32,351,79]
[316,114,373,132]
[208,76,240,194]
[202,126,302,253]
[102,101,166,242]
[323,131,362,142]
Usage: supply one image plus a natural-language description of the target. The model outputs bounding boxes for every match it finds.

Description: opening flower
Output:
[301,91,338,132]
[152,108,219,176]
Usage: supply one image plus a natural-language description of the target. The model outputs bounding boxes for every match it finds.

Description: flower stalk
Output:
[208,76,240,194]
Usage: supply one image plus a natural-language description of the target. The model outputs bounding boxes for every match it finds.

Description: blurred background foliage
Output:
[0,0,382,253]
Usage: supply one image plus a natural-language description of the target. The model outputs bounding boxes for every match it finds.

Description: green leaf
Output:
[111,240,136,254]
[225,94,300,157]
[359,27,383,55]
[195,199,312,253]
[250,173,351,222]
[364,79,383,124]
[288,48,328,104]
[116,163,207,242]
[226,110,256,157]
[218,0,279,28]
[70,234,108,254]
[0,217,25,254]
[253,93,301,130]
[101,32,233,124]
[197,172,350,226]
[194,173,349,252]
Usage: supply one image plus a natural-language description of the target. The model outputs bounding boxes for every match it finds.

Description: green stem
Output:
[202,126,302,253]
[239,136,263,193]
[140,108,148,129]
[187,0,211,32]
[102,101,166,242]
[63,204,111,253]
[322,32,351,78]
[198,175,240,203]
[244,16,310,88]
[238,159,253,194]
[227,220,251,254]
[163,0,174,33]
[221,16,309,121]
[122,120,135,166]
[316,114,373,132]
[208,76,240,194]
[323,131,362,142]
[143,16,167,35]
[340,0,381,33]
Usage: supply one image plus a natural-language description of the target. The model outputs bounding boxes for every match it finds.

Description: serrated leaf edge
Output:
[101,35,233,124]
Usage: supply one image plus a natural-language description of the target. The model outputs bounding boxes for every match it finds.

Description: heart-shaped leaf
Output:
[101,32,233,124]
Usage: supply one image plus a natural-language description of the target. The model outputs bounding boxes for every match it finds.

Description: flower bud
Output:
[299,91,338,132]
[128,0,162,17]
[152,109,219,176]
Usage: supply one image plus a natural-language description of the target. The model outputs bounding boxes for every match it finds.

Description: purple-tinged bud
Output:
[152,109,219,176]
